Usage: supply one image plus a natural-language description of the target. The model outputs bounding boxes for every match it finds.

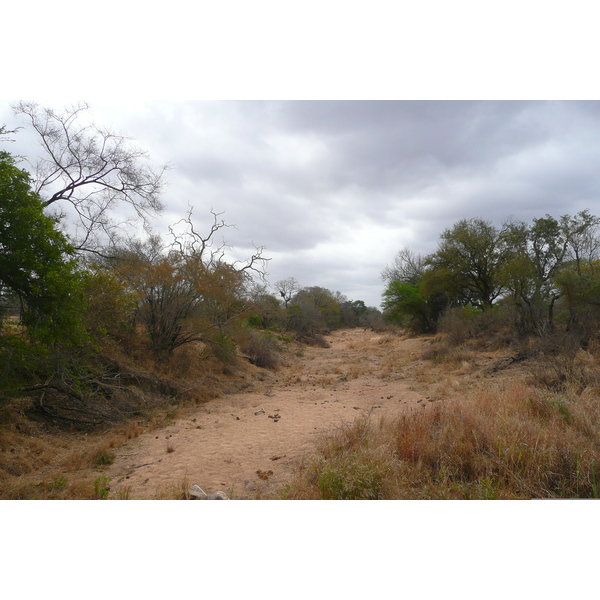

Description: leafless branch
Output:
[167,206,234,267]
[12,101,167,251]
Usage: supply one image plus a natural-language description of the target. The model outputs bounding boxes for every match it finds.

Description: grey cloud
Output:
[4,100,600,308]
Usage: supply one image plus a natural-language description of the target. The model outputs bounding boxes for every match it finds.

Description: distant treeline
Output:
[382,211,600,339]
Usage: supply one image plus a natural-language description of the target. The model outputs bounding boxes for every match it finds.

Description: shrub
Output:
[286,416,398,500]
[316,450,394,499]
[299,332,330,348]
[209,333,238,364]
[92,449,115,466]
[438,308,473,346]
[438,305,514,349]
[246,313,263,329]
[94,474,111,499]
[240,330,280,369]
[528,331,600,392]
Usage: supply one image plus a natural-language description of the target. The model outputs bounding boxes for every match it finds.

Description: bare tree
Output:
[275,277,300,308]
[12,101,167,252]
[381,247,425,284]
[561,210,600,276]
[0,125,19,144]
[167,207,270,279]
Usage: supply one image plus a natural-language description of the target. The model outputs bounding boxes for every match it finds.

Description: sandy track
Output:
[106,329,432,499]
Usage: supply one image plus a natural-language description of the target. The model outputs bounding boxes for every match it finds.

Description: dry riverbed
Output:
[105,328,451,499]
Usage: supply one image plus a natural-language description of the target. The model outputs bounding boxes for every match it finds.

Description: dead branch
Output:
[12,101,167,251]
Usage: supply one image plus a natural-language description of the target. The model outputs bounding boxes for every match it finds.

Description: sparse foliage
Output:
[381,247,425,284]
[499,212,600,334]
[109,210,269,359]
[245,283,286,329]
[287,286,342,334]
[275,277,300,309]
[12,102,166,252]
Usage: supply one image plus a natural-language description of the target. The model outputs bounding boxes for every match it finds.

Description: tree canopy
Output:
[382,211,600,337]
[0,150,82,343]
[424,218,507,310]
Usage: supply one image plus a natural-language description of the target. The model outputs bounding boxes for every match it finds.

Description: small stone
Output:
[208,491,230,500]
[189,484,208,499]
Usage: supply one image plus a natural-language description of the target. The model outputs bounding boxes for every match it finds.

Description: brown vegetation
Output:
[4,315,600,500]
[0,338,266,499]
[282,325,600,500]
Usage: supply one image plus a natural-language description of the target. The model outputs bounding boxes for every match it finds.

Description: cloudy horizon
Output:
[3,100,600,308]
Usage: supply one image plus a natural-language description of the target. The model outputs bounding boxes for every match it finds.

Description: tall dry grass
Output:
[282,376,600,499]
[283,413,400,500]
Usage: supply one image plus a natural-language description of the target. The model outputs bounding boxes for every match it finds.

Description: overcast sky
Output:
[2,100,600,307]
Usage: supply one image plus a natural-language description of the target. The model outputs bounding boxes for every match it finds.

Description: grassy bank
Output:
[282,339,600,500]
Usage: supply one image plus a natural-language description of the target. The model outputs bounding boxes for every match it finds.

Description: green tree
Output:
[425,218,506,310]
[383,211,600,339]
[382,280,434,332]
[500,214,578,334]
[0,150,83,344]
[292,286,342,330]
[381,242,451,333]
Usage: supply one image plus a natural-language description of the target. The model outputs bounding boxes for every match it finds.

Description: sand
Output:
[106,328,434,499]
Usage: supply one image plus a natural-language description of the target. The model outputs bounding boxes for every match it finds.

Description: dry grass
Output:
[527,338,600,394]
[378,353,414,379]
[117,422,145,441]
[5,324,600,500]
[0,397,181,499]
[154,475,192,499]
[0,335,275,499]
[0,474,97,500]
[282,375,600,499]
[347,363,362,379]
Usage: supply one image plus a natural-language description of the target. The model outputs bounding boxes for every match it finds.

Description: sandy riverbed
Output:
[106,328,436,499]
